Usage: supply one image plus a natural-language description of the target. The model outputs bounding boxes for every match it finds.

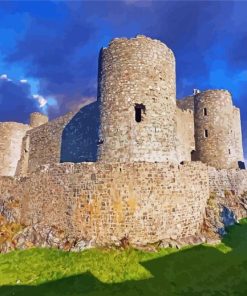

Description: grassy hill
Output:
[1,219,247,295]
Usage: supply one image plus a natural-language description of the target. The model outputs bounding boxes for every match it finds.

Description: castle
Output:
[0,35,247,251]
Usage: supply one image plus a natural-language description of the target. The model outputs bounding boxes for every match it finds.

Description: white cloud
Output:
[33,94,48,108]
[0,74,8,80]
[0,74,11,81]
[20,79,28,83]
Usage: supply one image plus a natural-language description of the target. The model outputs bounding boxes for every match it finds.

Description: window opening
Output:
[191,150,197,161]
[203,108,207,116]
[135,103,146,123]
[204,129,208,138]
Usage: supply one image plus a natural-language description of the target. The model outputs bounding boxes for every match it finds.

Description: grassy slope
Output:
[1,220,247,295]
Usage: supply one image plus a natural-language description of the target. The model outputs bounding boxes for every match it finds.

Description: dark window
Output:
[135,107,142,122]
[238,161,246,170]
[135,103,146,123]
[191,150,197,161]
[204,129,208,138]
[229,149,231,155]
[203,108,207,116]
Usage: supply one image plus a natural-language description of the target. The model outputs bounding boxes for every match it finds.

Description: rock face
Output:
[202,191,247,242]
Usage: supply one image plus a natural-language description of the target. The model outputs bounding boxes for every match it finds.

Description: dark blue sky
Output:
[0,1,247,157]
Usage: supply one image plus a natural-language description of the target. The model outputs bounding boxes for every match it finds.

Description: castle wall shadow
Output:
[60,102,100,163]
[1,222,247,296]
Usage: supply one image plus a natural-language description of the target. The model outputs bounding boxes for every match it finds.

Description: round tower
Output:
[98,35,177,163]
[30,112,48,128]
[194,90,237,169]
[0,122,29,176]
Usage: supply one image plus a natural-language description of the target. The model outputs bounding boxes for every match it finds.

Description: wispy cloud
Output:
[32,94,47,108]
[0,74,45,123]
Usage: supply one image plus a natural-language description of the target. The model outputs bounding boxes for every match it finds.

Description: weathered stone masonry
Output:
[0,35,246,250]
[98,35,177,163]
[0,162,209,246]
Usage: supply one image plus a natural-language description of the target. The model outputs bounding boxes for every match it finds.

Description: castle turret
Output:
[0,122,29,176]
[30,112,48,128]
[98,35,177,162]
[194,90,243,169]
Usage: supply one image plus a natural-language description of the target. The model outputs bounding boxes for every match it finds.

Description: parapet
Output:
[30,112,48,128]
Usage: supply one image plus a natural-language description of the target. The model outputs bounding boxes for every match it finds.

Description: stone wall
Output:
[0,161,209,246]
[194,90,239,169]
[205,167,247,237]
[208,167,247,197]
[0,122,30,177]
[98,35,177,163]
[16,111,76,175]
[232,107,244,165]
[176,107,195,162]
[176,95,194,111]
[60,102,100,163]
[30,112,48,128]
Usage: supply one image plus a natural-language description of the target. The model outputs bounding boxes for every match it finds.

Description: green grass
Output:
[1,220,247,295]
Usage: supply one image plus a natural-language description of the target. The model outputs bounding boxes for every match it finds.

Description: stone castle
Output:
[0,35,247,251]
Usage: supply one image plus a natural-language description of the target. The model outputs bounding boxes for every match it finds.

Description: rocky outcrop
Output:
[202,191,247,242]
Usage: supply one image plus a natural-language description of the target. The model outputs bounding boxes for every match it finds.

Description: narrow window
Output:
[135,103,146,123]
[204,129,208,138]
[135,107,142,122]
[229,149,231,155]
[203,108,207,116]
[191,150,197,161]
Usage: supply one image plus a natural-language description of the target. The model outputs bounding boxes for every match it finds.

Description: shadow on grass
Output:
[1,221,247,296]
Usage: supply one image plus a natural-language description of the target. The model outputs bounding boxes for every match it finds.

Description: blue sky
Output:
[0,1,247,157]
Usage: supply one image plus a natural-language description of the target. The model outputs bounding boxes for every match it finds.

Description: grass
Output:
[1,220,247,295]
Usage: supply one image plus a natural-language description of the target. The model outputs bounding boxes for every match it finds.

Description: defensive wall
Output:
[0,162,209,246]
[208,167,247,197]
[1,161,247,246]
